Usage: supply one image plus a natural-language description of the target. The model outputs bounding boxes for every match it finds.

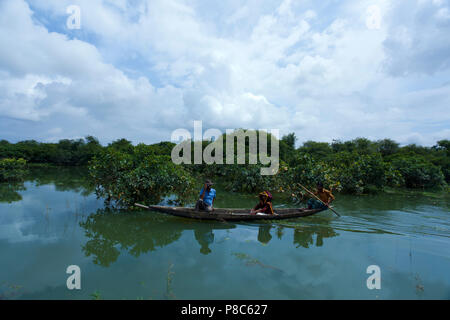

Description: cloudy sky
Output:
[0,0,449,146]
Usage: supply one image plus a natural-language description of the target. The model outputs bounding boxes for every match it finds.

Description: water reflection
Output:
[2,167,449,300]
[80,208,341,267]
[80,209,236,266]
[293,225,338,248]
[194,226,215,255]
[257,225,272,244]
[29,167,95,195]
[252,220,338,248]
[0,183,26,203]
[0,167,94,204]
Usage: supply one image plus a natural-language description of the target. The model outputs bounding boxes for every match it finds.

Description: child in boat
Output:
[251,191,275,215]
[307,182,334,210]
[195,179,216,212]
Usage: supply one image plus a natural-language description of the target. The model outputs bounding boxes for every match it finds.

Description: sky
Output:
[0,0,449,146]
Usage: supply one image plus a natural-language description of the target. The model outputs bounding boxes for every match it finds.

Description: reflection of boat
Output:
[135,204,324,221]
[80,209,235,266]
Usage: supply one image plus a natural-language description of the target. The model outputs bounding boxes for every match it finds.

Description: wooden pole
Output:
[135,203,149,209]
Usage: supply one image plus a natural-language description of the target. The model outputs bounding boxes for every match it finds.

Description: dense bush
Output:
[0,138,176,167]
[391,158,446,188]
[279,153,400,195]
[0,137,103,166]
[222,163,286,193]
[0,158,28,182]
[329,153,398,193]
[282,138,448,193]
[89,148,195,208]
[2,134,448,197]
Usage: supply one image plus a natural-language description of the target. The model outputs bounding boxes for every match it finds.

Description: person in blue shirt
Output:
[195,179,216,212]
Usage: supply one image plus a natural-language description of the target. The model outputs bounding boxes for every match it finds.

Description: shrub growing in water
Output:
[0,158,28,182]
[89,149,195,208]
[330,153,393,194]
[392,158,446,189]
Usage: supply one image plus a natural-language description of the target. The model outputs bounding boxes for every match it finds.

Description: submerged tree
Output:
[0,158,28,182]
[88,147,195,208]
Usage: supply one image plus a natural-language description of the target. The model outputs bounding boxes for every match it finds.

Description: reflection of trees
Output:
[276,226,284,240]
[0,183,26,203]
[293,225,338,248]
[0,167,95,204]
[27,167,94,196]
[80,209,235,266]
[80,209,184,267]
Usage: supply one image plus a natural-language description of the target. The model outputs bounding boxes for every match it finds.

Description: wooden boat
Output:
[135,203,325,221]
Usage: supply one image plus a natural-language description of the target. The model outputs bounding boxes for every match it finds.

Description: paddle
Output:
[298,183,341,217]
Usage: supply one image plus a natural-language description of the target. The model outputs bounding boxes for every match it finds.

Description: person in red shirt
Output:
[251,191,275,215]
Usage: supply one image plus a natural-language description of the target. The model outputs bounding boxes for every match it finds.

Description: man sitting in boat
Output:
[251,191,275,215]
[307,182,334,210]
[195,180,216,212]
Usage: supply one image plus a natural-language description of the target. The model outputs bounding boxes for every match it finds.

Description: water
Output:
[0,168,449,300]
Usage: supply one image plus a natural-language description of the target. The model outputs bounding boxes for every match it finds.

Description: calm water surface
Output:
[1,168,449,299]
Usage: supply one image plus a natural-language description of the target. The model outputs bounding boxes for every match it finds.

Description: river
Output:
[0,167,449,299]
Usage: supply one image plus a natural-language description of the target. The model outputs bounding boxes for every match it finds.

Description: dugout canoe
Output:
[134,203,325,221]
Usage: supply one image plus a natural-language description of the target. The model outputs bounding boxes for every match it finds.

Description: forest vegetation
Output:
[1,134,448,207]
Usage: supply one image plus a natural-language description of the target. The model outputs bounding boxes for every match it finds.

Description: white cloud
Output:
[383,0,450,76]
[0,0,448,146]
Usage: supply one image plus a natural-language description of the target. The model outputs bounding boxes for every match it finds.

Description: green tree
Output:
[89,148,195,208]
[108,139,134,154]
[0,158,28,182]
[281,133,296,149]
[298,141,332,159]
[392,157,446,189]
[376,139,400,157]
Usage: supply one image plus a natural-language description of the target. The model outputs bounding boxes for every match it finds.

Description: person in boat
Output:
[307,182,334,210]
[195,179,216,212]
[251,191,275,215]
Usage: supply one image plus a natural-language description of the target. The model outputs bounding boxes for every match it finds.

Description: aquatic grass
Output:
[165,263,176,300]
[43,204,52,232]
[0,282,24,300]
[383,187,450,199]
[232,253,283,272]
[215,236,231,244]
[414,274,425,296]
[90,290,102,300]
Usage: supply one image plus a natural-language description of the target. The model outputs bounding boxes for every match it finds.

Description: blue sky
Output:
[0,0,449,146]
